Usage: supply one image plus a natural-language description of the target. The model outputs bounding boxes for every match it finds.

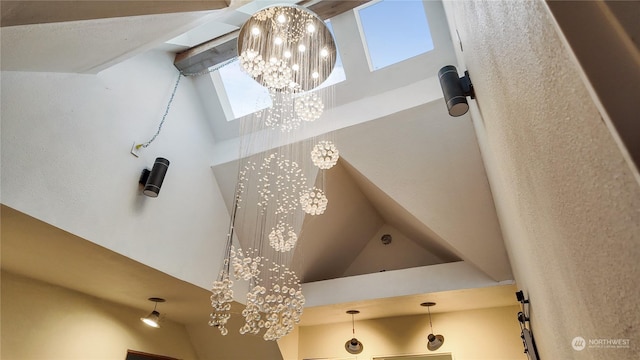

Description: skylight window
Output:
[215,59,271,121]
[357,0,434,71]
[215,20,345,121]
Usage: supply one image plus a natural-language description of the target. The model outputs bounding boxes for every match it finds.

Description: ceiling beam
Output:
[174,0,371,74]
[1,0,230,27]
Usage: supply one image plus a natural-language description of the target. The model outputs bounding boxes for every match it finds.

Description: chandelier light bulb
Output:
[251,27,260,36]
[298,44,306,52]
[307,23,316,33]
[320,48,329,57]
[274,36,283,45]
[277,14,287,23]
[312,71,319,79]
[284,50,292,58]
[292,64,300,71]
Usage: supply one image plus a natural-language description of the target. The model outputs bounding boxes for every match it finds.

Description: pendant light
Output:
[344,310,364,354]
[421,302,445,351]
[141,297,165,328]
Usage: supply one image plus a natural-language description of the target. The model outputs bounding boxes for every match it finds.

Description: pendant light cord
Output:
[352,313,355,336]
[428,305,434,333]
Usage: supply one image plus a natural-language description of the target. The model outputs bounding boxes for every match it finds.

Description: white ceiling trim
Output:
[302,261,513,308]
[210,75,444,166]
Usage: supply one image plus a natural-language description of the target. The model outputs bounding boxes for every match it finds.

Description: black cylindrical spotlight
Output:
[139,157,170,198]
[438,65,475,117]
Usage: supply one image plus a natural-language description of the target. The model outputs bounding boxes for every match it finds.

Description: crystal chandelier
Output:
[209,4,340,341]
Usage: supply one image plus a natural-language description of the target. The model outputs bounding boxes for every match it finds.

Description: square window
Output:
[215,59,272,121]
[357,0,434,71]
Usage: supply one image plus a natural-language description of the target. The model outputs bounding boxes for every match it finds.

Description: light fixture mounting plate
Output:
[420,302,436,307]
[148,297,166,303]
[346,310,360,315]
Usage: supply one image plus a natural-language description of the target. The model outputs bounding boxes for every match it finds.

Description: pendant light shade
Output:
[345,337,364,354]
[344,310,363,354]
[421,302,445,351]
[141,297,165,328]
[427,333,445,351]
[141,310,161,328]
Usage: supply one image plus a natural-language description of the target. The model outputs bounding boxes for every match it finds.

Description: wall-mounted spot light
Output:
[141,297,165,328]
[139,157,170,197]
[438,65,475,117]
[420,302,445,351]
[344,310,364,354]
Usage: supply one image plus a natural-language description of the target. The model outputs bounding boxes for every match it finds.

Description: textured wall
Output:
[342,223,444,277]
[1,271,198,360]
[444,0,640,359]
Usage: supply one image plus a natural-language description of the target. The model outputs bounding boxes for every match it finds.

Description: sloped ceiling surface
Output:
[0,0,230,27]
[335,101,511,281]
[0,11,223,73]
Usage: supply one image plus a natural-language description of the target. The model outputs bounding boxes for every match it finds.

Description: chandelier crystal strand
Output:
[209,191,241,335]
[211,4,336,342]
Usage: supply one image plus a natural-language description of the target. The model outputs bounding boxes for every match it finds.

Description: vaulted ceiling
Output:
[1,0,517,357]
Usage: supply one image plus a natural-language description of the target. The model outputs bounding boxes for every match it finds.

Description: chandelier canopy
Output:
[238,5,337,92]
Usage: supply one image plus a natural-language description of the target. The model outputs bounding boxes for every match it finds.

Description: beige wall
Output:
[342,224,445,277]
[1,271,198,360]
[297,306,524,360]
[444,0,640,359]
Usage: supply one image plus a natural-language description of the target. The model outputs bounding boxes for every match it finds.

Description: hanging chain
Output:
[135,56,239,150]
[180,56,238,77]
[136,72,182,149]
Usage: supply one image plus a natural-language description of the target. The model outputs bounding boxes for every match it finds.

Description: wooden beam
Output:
[308,0,370,20]
[174,0,371,74]
[175,30,240,75]
[1,1,230,27]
